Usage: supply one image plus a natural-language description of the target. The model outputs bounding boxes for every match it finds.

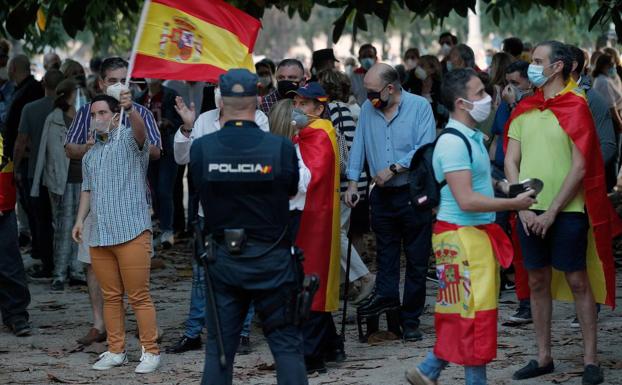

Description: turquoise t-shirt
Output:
[432,118,495,226]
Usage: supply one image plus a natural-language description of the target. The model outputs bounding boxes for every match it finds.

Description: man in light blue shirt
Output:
[345,63,435,340]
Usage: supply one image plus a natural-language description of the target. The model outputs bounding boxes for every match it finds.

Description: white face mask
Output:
[460,94,492,123]
[440,44,452,56]
[405,59,417,71]
[414,66,427,81]
[106,82,129,101]
[91,113,118,135]
[0,67,8,81]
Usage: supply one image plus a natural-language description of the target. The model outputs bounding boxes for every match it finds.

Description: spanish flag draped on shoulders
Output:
[503,79,621,308]
[0,133,16,212]
[293,116,341,312]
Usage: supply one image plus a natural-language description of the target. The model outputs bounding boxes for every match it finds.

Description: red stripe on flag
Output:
[434,310,498,366]
[132,54,227,83]
[152,0,261,50]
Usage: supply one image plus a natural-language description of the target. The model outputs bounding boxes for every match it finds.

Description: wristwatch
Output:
[180,125,192,135]
[389,163,398,175]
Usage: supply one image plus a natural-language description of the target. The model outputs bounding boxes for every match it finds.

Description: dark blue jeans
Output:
[369,186,432,329]
[148,133,178,233]
[0,210,31,326]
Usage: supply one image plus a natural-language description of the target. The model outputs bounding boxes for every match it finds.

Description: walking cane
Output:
[340,194,358,342]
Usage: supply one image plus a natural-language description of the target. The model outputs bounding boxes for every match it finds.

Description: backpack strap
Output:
[437,127,473,188]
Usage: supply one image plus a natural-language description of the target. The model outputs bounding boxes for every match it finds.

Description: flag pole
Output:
[118,0,151,136]
[126,0,151,85]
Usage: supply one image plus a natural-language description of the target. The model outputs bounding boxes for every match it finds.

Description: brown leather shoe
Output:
[76,327,107,346]
[405,368,437,385]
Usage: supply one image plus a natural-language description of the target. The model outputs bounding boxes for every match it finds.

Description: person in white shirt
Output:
[173,87,269,165]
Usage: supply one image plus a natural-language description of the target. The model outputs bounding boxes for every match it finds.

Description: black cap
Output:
[219,68,258,97]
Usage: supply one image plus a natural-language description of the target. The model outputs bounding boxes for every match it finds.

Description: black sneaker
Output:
[403,326,423,342]
[50,280,64,291]
[509,307,533,324]
[27,266,52,280]
[583,364,604,385]
[10,319,32,337]
[305,357,327,374]
[357,294,400,317]
[512,359,554,380]
[165,335,202,353]
[238,336,252,355]
[325,347,346,363]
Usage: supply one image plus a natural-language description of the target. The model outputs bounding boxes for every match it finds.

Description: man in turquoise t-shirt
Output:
[406,68,535,385]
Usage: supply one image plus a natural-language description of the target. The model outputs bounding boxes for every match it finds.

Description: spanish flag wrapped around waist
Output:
[503,80,622,308]
[293,119,341,312]
[433,221,512,366]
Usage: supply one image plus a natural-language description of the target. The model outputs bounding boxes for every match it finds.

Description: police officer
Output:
[189,68,308,385]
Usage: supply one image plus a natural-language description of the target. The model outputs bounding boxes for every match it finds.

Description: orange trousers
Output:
[90,231,159,354]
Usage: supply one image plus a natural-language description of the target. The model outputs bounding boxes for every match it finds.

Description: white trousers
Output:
[340,200,369,282]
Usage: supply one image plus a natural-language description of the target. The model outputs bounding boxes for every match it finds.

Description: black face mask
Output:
[277,80,299,99]
[367,86,390,110]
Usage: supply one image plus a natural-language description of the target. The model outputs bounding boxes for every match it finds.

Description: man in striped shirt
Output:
[64,57,161,160]
[63,57,161,347]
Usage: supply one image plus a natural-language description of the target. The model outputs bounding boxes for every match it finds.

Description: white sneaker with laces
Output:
[92,351,127,370]
[135,346,161,374]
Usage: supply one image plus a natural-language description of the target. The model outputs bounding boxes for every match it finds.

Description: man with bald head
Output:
[345,63,435,341]
[43,52,61,71]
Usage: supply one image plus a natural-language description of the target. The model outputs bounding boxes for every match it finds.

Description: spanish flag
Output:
[130,0,261,82]
[293,118,341,312]
[433,221,512,365]
[0,133,16,212]
[503,80,622,308]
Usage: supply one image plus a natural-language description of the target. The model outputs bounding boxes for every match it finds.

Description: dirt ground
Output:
[2,237,622,385]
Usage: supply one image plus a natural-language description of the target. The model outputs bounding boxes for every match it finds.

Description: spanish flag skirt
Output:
[432,221,513,366]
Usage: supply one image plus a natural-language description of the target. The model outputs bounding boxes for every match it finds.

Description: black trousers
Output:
[0,210,31,326]
[302,311,341,361]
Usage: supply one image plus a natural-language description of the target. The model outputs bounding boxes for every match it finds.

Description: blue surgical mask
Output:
[360,58,375,71]
[291,108,308,129]
[527,64,552,88]
[446,62,454,72]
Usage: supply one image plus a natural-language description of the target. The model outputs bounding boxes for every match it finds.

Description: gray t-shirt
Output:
[18,96,55,178]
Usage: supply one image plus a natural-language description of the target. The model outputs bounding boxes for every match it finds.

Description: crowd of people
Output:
[1,31,621,385]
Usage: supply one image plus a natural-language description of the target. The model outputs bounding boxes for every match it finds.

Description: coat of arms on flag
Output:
[159,18,204,62]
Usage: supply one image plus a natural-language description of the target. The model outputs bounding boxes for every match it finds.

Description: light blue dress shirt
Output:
[432,118,495,226]
[346,90,435,187]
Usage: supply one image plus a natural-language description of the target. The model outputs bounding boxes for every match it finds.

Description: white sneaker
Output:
[92,351,127,370]
[160,231,175,249]
[135,346,160,374]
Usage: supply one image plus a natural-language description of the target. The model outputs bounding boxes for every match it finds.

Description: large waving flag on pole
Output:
[127,0,261,83]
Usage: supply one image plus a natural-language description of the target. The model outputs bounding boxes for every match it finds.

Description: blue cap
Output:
[219,68,258,97]
[290,82,328,102]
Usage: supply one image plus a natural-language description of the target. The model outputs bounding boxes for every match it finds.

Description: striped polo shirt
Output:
[82,126,152,247]
[328,101,368,197]
[65,102,162,148]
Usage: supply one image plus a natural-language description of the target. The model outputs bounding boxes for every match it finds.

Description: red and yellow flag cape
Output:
[503,80,621,307]
[0,133,16,211]
[131,0,260,82]
[294,119,341,312]
[433,221,512,365]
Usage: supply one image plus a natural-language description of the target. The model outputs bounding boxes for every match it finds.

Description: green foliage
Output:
[0,0,620,55]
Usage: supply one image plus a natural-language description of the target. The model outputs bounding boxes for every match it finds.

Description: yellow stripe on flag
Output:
[137,2,254,72]
[551,228,608,304]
